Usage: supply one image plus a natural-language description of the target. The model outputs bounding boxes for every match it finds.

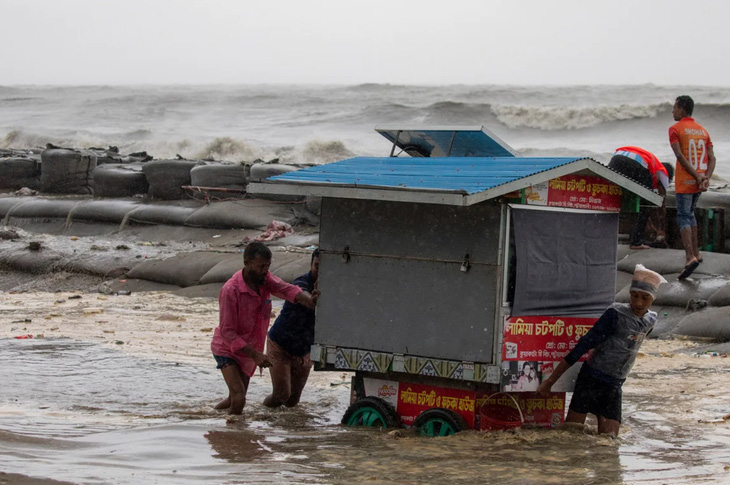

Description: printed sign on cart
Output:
[397,383,477,428]
[477,391,565,428]
[362,377,400,410]
[525,175,622,212]
[503,315,597,362]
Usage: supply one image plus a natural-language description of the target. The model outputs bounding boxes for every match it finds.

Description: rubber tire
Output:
[414,408,467,437]
[341,396,399,429]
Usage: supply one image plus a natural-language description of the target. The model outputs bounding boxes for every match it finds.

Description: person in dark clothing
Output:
[608,146,673,249]
[537,264,667,436]
[263,249,320,408]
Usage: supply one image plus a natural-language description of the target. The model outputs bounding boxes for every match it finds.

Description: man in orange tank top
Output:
[669,95,716,279]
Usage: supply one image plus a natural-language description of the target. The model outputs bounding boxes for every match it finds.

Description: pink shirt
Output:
[211,270,302,376]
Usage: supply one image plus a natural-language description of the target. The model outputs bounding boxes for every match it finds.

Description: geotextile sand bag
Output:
[142,159,198,200]
[0,157,41,190]
[40,148,97,194]
[672,306,730,340]
[271,255,311,283]
[649,305,688,338]
[190,162,247,188]
[616,275,729,307]
[93,163,149,198]
[616,248,730,276]
[6,198,82,220]
[0,247,64,274]
[184,199,297,229]
[69,200,140,224]
[125,204,200,226]
[615,270,634,295]
[126,251,232,287]
[173,282,224,299]
[198,249,308,285]
[197,255,242,285]
[708,284,730,307]
[0,197,32,220]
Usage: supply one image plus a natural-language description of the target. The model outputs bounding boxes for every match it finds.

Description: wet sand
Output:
[1,290,730,484]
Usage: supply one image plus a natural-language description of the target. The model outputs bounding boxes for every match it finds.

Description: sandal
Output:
[678,260,700,280]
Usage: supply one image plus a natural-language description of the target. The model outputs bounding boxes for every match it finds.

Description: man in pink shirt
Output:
[211,242,319,414]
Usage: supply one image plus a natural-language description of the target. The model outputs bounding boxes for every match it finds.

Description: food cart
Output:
[248,127,662,436]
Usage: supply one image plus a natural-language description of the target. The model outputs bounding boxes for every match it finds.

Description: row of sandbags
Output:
[124,248,311,289]
[0,147,302,200]
[0,197,316,231]
[614,245,730,340]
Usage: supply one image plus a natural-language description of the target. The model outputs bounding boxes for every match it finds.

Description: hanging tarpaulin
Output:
[511,206,618,317]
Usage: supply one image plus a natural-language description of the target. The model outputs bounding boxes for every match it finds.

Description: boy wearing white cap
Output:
[537,264,667,435]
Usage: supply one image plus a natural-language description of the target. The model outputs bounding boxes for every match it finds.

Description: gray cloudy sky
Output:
[2,0,728,86]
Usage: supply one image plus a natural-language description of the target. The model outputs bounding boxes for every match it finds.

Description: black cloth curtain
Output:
[511,207,617,317]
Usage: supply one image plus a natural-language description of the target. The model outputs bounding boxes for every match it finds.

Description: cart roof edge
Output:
[247,156,663,207]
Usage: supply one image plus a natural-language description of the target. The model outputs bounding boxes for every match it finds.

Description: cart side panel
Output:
[316,198,502,363]
[319,198,501,264]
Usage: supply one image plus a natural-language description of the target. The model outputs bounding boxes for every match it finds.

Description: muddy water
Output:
[1,339,729,485]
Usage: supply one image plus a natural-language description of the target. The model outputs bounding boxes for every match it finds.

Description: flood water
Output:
[1,338,729,484]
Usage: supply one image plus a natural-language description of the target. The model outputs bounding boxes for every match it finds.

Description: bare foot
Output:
[214,397,231,410]
[630,244,651,250]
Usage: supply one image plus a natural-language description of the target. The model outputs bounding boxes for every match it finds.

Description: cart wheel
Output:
[341,396,399,429]
[414,408,467,437]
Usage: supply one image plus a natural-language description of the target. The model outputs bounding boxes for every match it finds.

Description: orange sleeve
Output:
[668,125,680,145]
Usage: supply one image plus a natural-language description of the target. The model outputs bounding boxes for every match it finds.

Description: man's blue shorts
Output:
[213,354,238,369]
[676,192,701,230]
[568,365,623,422]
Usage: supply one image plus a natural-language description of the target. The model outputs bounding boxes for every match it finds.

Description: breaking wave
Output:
[491,103,669,130]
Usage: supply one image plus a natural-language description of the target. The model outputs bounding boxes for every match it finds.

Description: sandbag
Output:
[197,255,241,285]
[125,203,201,226]
[649,305,688,338]
[184,199,297,229]
[198,249,307,285]
[126,251,231,287]
[271,254,311,283]
[248,163,298,183]
[249,163,304,202]
[54,249,141,278]
[0,247,64,274]
[89,147,124,165]
[305,196,322,216]
[190,162,247,188]
[615,270,634,295]
[93,163,149,198]
[0,197,33,220]
[616,275,729,307]
[0,157,41,190]
[40,148,97,194]
[7,198,82,220]
[672,306,730,340]
[173,282,224,299]
[142,159,197,200]
[69,200,140,224]
[708,283,730,307]
[616,248,730,277]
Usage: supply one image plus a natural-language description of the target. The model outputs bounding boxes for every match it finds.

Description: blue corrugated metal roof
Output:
[269,156,586,194]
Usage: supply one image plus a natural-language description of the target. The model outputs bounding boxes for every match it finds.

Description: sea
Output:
[1,83,729,179]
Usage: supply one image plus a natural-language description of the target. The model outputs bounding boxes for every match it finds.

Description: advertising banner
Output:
[396,382,477,428]
[525,174,623,212]
[502,315,597,362]
[477,391,565,428]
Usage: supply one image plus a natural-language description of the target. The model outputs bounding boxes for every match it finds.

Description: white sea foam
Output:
[491,103,667,130]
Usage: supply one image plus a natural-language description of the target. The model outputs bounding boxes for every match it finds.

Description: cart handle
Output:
[482,392,525,424]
